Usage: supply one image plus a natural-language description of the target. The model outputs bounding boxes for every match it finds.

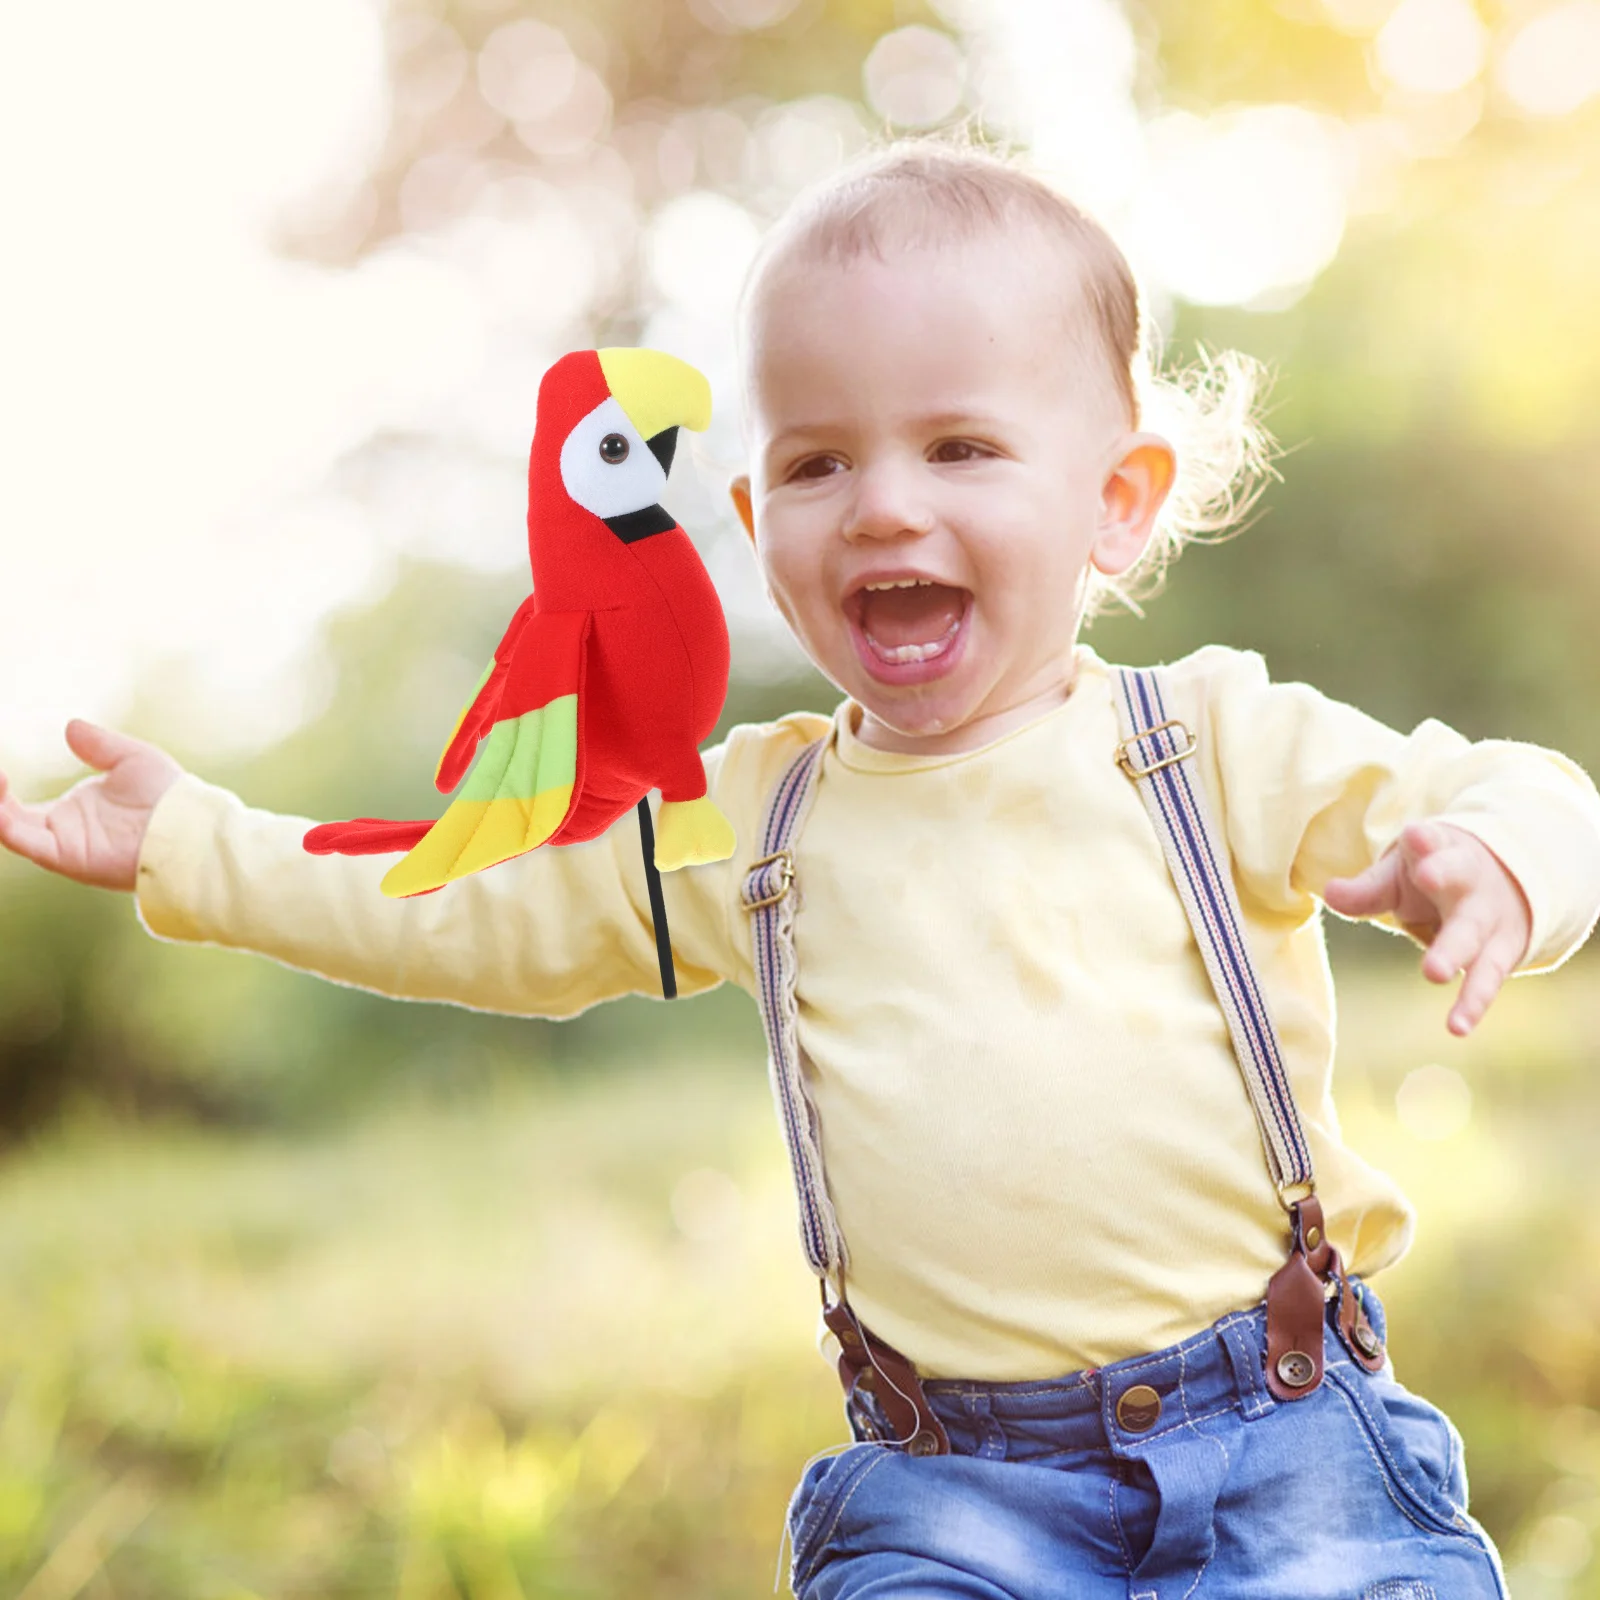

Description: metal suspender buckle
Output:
[1115,719,1197,779]
[742,850,796,910]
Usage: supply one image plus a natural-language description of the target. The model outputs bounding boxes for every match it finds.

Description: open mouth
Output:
[843,577,972,682]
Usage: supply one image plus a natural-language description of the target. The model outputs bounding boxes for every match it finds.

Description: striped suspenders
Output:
[739,734,947,1454]
[1110,668,1384,1400]
[739,738,847,1285]
[739,669,1384,1446]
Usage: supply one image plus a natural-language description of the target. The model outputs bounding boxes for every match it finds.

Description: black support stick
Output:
[636,797,678,999]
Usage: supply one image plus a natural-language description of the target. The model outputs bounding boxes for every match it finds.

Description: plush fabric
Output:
[303,348,734,896]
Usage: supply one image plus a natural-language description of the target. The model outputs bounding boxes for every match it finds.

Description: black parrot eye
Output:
[599,433,630,464]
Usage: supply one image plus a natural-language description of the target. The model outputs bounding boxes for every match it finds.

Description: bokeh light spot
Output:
[688,0,805,32]
[514,62,612,158]
[391,17,470,123]
[1127,106,1347,306]
[1319,0,1401,30]
[863,26,967,129]
[429,203,599,333]
[476,19,578,122]
[1498,1,1600,118]
[1526,1512,1593,1580]
[646,191,761,321]
[1395,1063,1473,1141]
[962,0,1141,216]
[747,97,871,200]
[1374,0,1487,97]
[399,151,486,234]
[670,1169,744,1243]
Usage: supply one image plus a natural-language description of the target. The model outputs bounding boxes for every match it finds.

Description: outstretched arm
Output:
[0,718,723,1014]
[1185,646,1600,1038]
[131,726,776,1016]
[0,721,184,891]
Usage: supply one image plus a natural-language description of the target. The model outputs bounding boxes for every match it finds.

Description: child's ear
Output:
[729,475,756,544]
[1091,435,1176,577]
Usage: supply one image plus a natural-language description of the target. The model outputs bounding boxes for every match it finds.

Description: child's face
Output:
[731,233,1172,754]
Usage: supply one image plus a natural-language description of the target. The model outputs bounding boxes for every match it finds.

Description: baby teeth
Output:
[862,613,962,664]
[863,578,933,591]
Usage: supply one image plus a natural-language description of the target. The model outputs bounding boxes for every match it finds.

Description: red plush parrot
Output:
[304,348,736,910]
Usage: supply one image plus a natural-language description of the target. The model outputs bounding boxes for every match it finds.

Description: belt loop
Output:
[962,1390,1007,1462]
[1217,1313,1274,1419]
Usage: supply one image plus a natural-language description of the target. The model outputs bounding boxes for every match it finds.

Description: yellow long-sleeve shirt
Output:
[136,644,1600,1380]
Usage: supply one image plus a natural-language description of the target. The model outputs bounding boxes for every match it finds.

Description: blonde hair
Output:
[740,140,1275,618]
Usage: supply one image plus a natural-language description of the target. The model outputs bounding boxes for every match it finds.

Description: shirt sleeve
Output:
[134,717,825,1016]
[1181,646,1600,974]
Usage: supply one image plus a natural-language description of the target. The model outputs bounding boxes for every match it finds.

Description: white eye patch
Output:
[559,396,669,520]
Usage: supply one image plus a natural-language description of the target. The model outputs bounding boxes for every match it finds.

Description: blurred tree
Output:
[5,0,1598,1130]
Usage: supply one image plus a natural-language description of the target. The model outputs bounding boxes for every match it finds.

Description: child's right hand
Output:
[0,721,185,892]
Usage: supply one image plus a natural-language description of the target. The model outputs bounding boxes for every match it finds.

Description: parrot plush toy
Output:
[303,348,737,995]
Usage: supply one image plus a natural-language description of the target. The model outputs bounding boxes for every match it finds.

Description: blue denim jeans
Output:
[786,1283,1506,1599]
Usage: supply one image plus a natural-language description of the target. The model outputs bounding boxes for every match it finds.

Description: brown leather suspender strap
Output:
[822,1291,949,1456]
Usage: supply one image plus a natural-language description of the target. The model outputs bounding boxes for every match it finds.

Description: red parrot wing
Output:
[434,595,540,794]
[378,610,590,899]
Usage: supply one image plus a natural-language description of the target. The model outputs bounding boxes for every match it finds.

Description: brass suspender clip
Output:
[742,850,796,911]
[1115,719,1197,779]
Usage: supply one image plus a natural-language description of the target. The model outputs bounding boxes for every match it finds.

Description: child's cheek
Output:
[755,546,809,635]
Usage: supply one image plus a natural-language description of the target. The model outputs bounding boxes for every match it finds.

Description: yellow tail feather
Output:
[380,787,574,898]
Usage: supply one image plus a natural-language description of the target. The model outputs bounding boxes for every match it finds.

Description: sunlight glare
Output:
[965,0,1143,219]
[959,0,1349,309]
[0,0,491,774]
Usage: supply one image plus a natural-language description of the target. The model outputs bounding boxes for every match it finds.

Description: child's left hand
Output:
[1322,821,1532,1037]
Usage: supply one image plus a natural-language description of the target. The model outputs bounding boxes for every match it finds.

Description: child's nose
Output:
[843,463,935,543]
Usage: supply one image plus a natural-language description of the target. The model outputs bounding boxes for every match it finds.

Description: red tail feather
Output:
[303,819,434,856]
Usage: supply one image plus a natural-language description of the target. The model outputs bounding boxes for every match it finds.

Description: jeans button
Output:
[907,1430,941,1456]
[1116,1384,1162,1431]
[1276,1350,1317,1388]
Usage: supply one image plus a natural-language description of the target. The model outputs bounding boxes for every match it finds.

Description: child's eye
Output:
[929,439,992,463]
[788,455,846,482]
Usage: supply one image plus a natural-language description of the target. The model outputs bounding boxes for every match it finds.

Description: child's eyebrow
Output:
[911,408,1011,433]
[763,407,1011,456]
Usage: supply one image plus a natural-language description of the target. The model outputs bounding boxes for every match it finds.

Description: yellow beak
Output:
[597,347,713,441]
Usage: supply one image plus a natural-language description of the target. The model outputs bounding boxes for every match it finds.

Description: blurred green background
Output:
[3,0,1600,1594]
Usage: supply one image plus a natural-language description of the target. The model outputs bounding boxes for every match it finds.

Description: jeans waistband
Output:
[850,1279,1389,1460]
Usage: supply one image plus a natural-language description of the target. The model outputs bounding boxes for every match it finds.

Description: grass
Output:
[0,949,1598,1597]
